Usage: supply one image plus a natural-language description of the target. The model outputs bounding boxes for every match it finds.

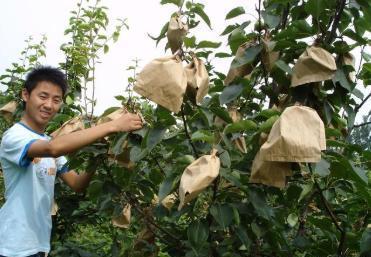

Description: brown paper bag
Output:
[167,14,188,53]
[185,56,209,104]
[213,106,247,153]
[178,149,220,210]
[224,41,256,86]
[262,35,279,72]
[112,204,131,229]
[134,55,187,113]
[97,107,127,125]
[51,116,85,138]
[108,140,135,169]
[291,46,337,87]
[249,150,292,189]
[152,193,177,210]
[228,107,247,153]
[260,105,326,162]
[0,101,17,121]
[342,53,355,81]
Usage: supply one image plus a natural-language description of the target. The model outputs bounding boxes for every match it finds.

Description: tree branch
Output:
[125,193,182,244]
[355,92,371,113]
[280,3,290,30]
[352,121,371,129]
[308,164,347,256]
[326,0,346,44]
[181,105,199,158]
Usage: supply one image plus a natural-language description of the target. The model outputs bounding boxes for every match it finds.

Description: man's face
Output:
[22,81,63,128]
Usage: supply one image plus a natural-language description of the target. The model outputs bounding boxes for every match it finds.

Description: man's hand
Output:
[111,113,143,132]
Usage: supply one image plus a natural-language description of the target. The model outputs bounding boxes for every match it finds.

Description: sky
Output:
[0,0,369,122]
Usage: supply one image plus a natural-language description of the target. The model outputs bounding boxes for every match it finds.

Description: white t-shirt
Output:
[0,122,68,257]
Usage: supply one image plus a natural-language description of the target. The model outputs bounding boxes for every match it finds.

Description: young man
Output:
[0,66,143,257]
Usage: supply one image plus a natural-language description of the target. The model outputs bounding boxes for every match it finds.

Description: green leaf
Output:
[160,0,184,7]
[111,132,129,155]
[224,120,257,134]
[112,31,120,43]
[231,45,262,69]
[158,174,176,201]
[191,130,214,143]
[184,36,196,48]
[331,157,368,187]
[66,95,74,105]
[196,40,221,49]
[261,11,281,29]
[219,84,244,104]
[343,29,368,44]
[298,182,313,202]
[333,69,352,91]
[249,189,274,220]
[235,226,251,248]
[145,127,166,151]
[360,228,371,254]
[148,22,169,45]
[221,24,239,36]
[188,221,209,249]
[215,52,232,58]
[323,101,334,125]
[258,109,281,119]
[225,7,245,20]
[191,4,212,29]
[304,0,326,19]
[287,213,298,227]
[103,44,109,54]
[315,159,331,177]
[275,60,293,74]
[210,204,234,229]
[259,115,279,133]
[210,106,233,123]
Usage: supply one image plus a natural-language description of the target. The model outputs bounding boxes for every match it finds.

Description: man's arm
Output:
[27,112,142,158]
[59,170,94,193]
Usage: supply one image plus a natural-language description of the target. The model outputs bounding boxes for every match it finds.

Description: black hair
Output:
[24,66,68,96]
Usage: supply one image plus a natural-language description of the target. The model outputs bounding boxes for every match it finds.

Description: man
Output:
[0,66,143,257]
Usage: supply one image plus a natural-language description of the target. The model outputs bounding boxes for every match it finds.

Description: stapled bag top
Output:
[291,46,337,87]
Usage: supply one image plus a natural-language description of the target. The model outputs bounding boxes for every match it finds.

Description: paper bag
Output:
[112,204,131,229]
[185,56,209,104]
[178,149,220,210]
[108,140,135,169]
[97,107,127,125]
[249,150,292,189]
[167,14,188,53]
[260,105,326,162]
[51,116,85,138]
[224,41,255,85]
[291,46,336,87]
[0,101,17,121]
[262,35,279,72]
[342,52,355,81]
[228,107,247,153]
[134,55,187,113]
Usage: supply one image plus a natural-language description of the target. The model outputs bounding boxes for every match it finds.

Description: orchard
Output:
[0,0,370,256]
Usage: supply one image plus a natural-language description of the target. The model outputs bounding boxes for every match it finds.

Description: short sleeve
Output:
[0,132,40,168]
[56,155,69,175]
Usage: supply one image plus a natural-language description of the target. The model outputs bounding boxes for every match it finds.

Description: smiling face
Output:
[22,81,63,131]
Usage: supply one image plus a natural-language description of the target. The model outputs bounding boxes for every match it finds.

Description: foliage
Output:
[0,0,371,256]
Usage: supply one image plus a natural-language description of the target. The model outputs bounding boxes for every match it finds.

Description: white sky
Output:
[0,0,369,122]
